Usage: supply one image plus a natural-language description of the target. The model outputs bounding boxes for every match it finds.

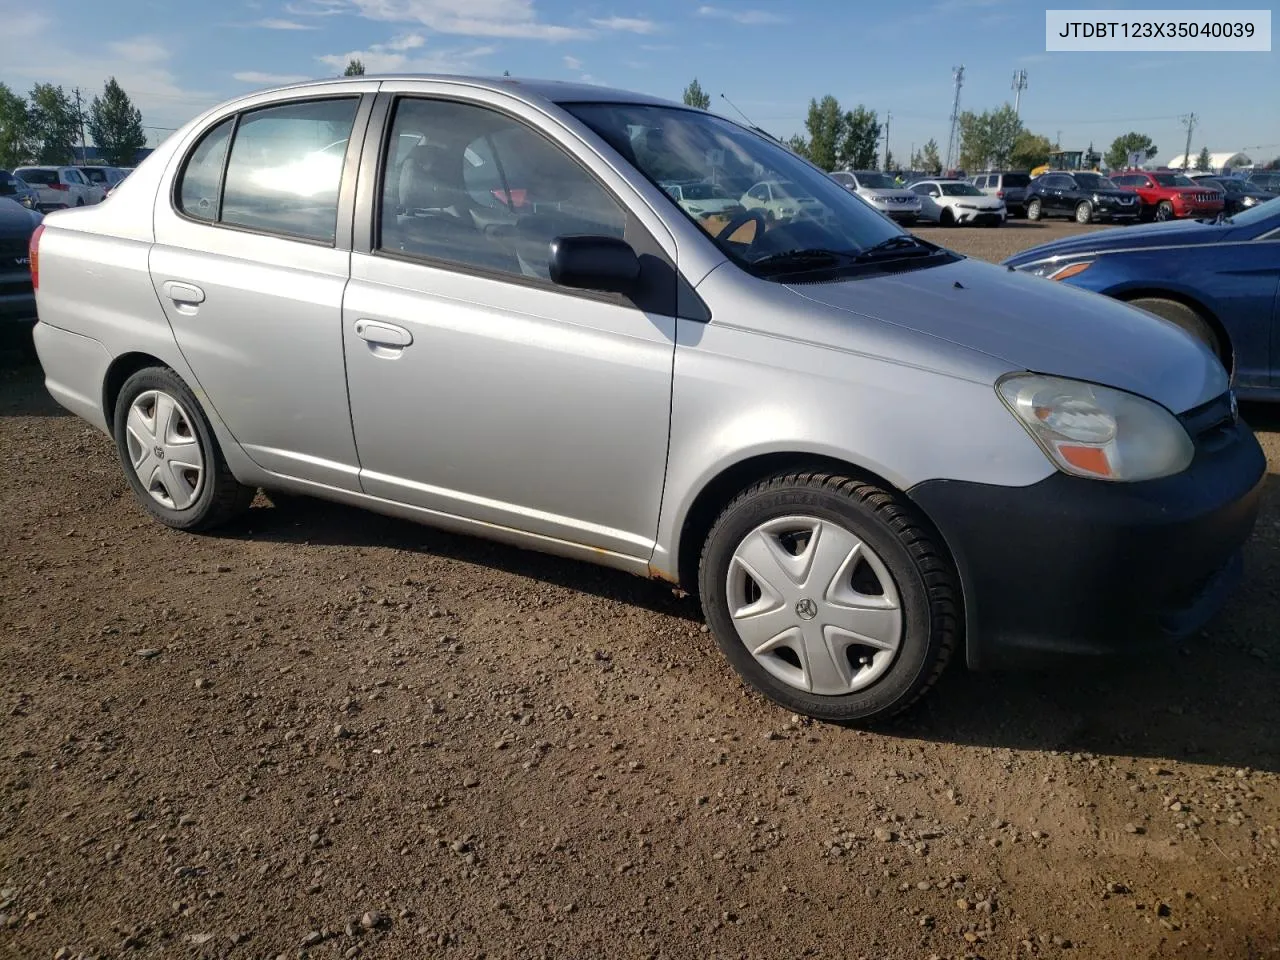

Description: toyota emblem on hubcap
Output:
[795,598,818,620]
[154,445,165,460]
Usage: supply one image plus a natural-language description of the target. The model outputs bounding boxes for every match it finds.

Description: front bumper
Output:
[910,400,1265,668]
[955,209,1004,225]
[1175,202,1224,218]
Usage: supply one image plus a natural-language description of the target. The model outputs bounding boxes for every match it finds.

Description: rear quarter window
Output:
[19,169,57,186]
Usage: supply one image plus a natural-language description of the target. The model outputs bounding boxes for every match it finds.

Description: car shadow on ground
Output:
[243,469,1280,773]
[0,348,68,417]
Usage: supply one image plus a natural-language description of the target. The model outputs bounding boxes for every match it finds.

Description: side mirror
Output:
[549,235,640,294]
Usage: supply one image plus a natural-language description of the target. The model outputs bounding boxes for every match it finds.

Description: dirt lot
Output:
[2,221,1278,960]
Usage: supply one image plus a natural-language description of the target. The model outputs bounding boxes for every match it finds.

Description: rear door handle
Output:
[354,319,413,348]
[163,281,205,305]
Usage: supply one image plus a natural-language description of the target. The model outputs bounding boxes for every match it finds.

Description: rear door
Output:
[340,85,679,561]
[150,85,377,490]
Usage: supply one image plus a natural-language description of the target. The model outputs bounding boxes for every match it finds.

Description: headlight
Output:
[871,195,888,203]
[1018,258,1094,281]
[998,373,1193,482]
[1092,193,1101,203]
[1242,196,1257,207]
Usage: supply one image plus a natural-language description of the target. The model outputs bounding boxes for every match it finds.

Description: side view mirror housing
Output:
[549,235,640,295]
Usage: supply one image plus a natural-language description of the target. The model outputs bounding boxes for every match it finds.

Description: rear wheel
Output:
[1127,297,1224,362]
[74,198,84,207]
[698,471,958,723]
[113,367,255,531]
[1074,201,1093,224]
[1026,198,1043,221]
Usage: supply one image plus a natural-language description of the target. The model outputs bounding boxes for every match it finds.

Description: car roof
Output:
[246,74,683,110]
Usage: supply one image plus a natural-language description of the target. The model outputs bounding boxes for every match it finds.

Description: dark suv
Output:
[1025,171,1141,224]
[1245,170,1280,194]
[971,171,1031,216]
[0,197,42,327]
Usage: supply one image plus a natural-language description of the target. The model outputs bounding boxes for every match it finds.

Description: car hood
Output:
[785,256,1225,414]
[1004,218,1219,266]
[0,197,38,236]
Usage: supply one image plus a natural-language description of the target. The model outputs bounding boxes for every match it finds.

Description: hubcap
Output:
[124,390,204,510]
[726,516,903,697]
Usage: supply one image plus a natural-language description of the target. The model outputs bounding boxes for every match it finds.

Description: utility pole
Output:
[72,87,88,164]
[945,65,964,172]
[1011,69,1028,117]
[1180,112,1198,170]
[882,110,891,170]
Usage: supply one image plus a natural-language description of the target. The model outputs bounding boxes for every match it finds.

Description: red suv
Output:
[1109,169,1224,221]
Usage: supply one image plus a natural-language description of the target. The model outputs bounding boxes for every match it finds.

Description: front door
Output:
[150,88,374,490]
[342,91,677,560]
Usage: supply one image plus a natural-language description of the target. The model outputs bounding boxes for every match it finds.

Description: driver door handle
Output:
[354,319,413,348]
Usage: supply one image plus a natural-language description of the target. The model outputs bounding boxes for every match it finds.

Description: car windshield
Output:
[857,173,897,189]
[0,175,16,195]
[1075,173,1117,190]
[940,182,983,196]
[682,182,732,200]
[1153,173,1195,187]
[17,169,57,185]
[1002,173,1030,187]
[1196,179,1225,191]
[563,102,910,274]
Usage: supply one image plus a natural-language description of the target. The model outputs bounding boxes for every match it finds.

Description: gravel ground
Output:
[2,222,1278,960]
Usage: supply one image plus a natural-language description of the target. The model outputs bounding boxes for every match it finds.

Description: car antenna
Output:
[719,93,757,127]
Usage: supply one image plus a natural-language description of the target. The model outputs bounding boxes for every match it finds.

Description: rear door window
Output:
[220,98,359,243]
[177,117,235,222]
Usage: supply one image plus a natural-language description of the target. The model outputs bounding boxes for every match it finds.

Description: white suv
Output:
[13,166,100,211]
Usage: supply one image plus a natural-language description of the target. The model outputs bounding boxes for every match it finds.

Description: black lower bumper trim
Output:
[909,420,1266,668]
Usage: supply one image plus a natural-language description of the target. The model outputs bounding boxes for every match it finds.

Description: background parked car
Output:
[909,179,1005,226]
[0,170,40,210]
[829,170,923,225]
[13,166,99,210]
[660,181,744,221]
[0,196,42,327]
[970,171,1031,217]
[78,165,127,195]
[740,179,826,222]
[1109,169,1224,222]
[1005,197,1280,397]
[1243,170,1280,194]
[1024,171,1140,223]
[1186,173,1276,215]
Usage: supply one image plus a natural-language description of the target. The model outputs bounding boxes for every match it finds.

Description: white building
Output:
[1161,151,1252,172]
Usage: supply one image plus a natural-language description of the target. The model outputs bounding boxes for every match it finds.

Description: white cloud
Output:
[284,0,348,15]
[345,0,591,40]
[108,36,170,62]
[316,36,496,74]
[588,16,658,34]
[0,27,219,140]
[233,71,315,84]
[250,18,319,29]
[695,5,785,25]
[563,55,582,69]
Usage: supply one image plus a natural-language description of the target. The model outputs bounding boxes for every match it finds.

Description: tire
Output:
[113,367,255,531]
[1074,200,1093,224]
[75,198,84,207]
[1026,198,1042,221]
[938,208,955,228]
[698,471,958,723]
[1126,297,1224,362]
[1155,200,1174,222]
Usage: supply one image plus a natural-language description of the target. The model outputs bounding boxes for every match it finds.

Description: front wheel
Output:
[1155,200,1175,222]
[938,208,955,227]
[698,472,958,723]
[1074,201,1093,224]
[1026,198,1043,221]
[1127,297,1224,363]
[113,367,255,531]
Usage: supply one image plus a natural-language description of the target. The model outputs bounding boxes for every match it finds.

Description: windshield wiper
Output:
[749,248,859,275]
[853,235,940,261]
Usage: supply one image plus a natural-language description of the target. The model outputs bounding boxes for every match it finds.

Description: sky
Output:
[1,0,1277,166]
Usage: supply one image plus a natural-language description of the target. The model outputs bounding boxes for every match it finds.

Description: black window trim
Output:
[352,90,705,320]
[170,92,373,249]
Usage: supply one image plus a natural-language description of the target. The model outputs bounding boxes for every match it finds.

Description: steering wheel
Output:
[715,208,769,246]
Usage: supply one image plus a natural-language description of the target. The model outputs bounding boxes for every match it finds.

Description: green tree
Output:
[0,83,36,169]
[1104,132,1157,171]
[681,78,710,110]
[958,104,1022,171]
[1195,146,1211,171]
[1009,130,1053,170]
[28,83,78,165]
[883,148,894,172]
[87,78,146,167]
[839,104,880,170]
[921,138,941,174]
[344,58,365,76]
[798,95,844,170]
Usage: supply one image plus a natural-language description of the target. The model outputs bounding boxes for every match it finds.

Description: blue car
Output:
[1004,198,1280,400]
